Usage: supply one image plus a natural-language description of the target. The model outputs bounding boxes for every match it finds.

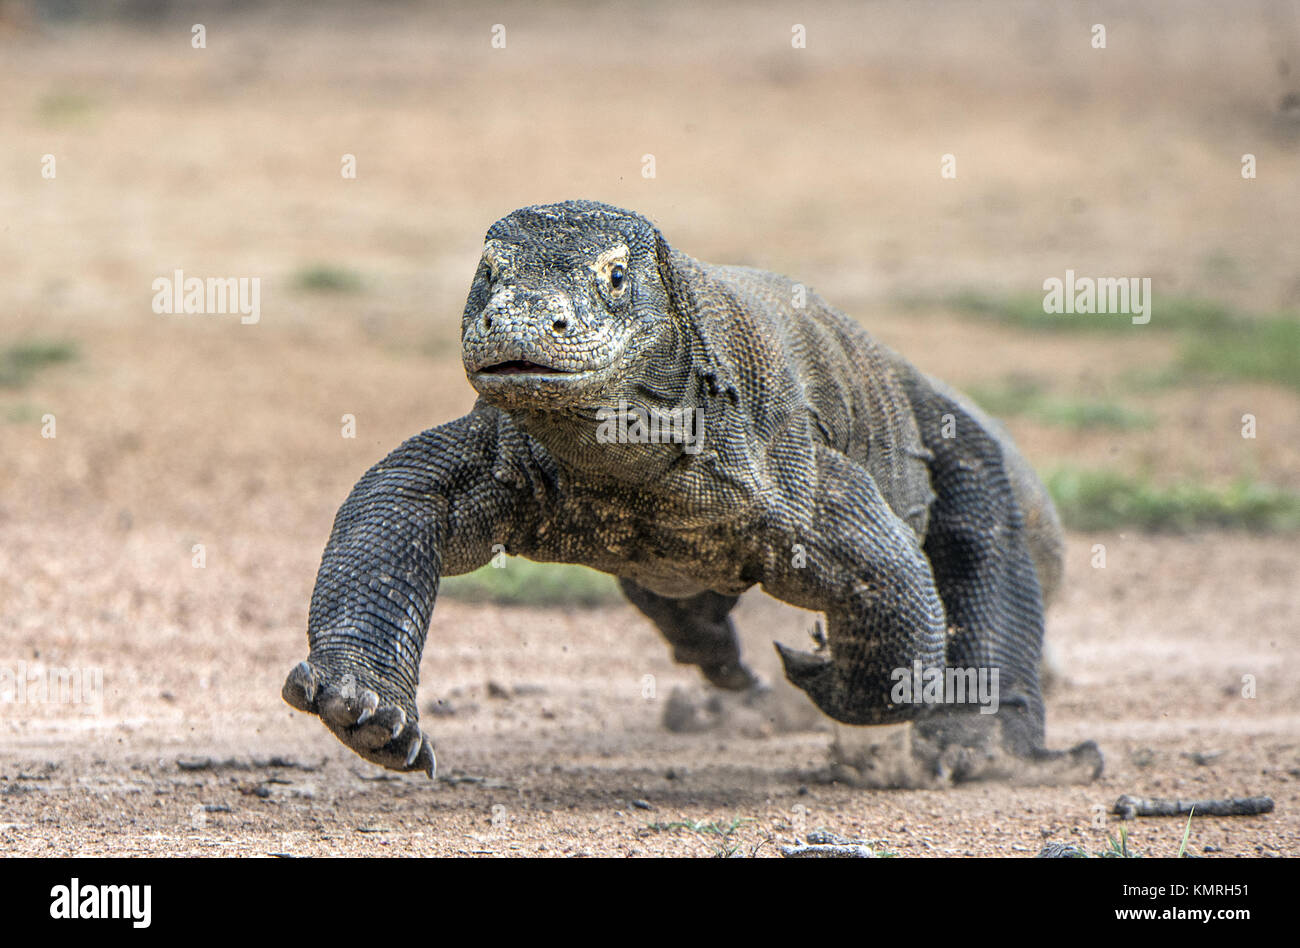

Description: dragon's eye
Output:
[609,263,626,290]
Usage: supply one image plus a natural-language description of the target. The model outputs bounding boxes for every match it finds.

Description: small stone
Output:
[427,699,457,717]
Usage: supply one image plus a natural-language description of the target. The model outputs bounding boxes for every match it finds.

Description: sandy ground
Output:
[1,1,1298,856]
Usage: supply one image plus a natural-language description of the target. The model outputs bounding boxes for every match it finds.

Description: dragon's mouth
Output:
[477,359,572,376]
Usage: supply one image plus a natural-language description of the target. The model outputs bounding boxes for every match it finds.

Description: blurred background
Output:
[1,1,1297,856]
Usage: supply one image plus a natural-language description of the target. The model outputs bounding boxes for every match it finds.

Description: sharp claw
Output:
[774,642,830,681]
[355,689,379,725]
[284,664,432,774]
[283,661,318,711]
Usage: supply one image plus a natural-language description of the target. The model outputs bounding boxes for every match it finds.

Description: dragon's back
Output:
[693,261,936,540]
[693,260,1063,602]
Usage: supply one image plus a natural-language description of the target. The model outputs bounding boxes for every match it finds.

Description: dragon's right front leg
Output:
[764,445,1102,783]
[762,445,949,726]
[282,410,532,777]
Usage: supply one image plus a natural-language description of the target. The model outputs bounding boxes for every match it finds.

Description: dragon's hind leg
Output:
[909,390,1102,781]
[617,579,759,691]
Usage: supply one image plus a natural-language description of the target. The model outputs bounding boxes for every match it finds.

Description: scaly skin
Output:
[282,200,1102,782]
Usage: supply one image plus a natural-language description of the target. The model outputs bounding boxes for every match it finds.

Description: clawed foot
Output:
[776,640,1104,785]
[661,676,829,736]
[282,660,436,778]
[773,642,881,725]
[773,642,830,686]
[1040,739,1105,782]
[911,715,1103,785]
[698,658,761,692]
[828,721,1102,789]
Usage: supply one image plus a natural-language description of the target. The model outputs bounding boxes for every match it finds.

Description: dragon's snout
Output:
[463,286,589,377]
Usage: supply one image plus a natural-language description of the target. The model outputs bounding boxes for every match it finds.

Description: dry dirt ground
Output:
[1,2,1298,857]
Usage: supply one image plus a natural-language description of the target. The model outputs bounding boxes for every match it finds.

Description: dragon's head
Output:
[461,200,685,412]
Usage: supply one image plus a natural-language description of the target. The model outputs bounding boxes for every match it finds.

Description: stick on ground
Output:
[1113,794,1274,820]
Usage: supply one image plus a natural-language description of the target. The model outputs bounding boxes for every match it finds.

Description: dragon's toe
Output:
[282,659,436,778]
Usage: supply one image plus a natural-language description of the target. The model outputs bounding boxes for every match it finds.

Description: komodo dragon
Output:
[282,200,1102,783]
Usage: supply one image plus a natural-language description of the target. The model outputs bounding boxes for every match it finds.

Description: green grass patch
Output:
[36,92,97,123]
[646,818,761,858]
[1047,469,1300,533]
[0,340,78,388]
[1177,810,1195,859]
[439,559,622,607]
[4,403,44,424]
[294,264,364,293]
[1032,399,1153,430]
[964,376,1044,415]
[1102,825,1141,858]
[1143,296,1239,333]
[939,290,1238,334]
[932,291,1061,331]
[1176,315,1300,391]
[934,290,1297,391]
[1045,815,1200,858]
[966,377,1153,430]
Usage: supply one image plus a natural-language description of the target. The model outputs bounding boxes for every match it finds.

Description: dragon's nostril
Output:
[552,318,568,332]
[484,314,493,329]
